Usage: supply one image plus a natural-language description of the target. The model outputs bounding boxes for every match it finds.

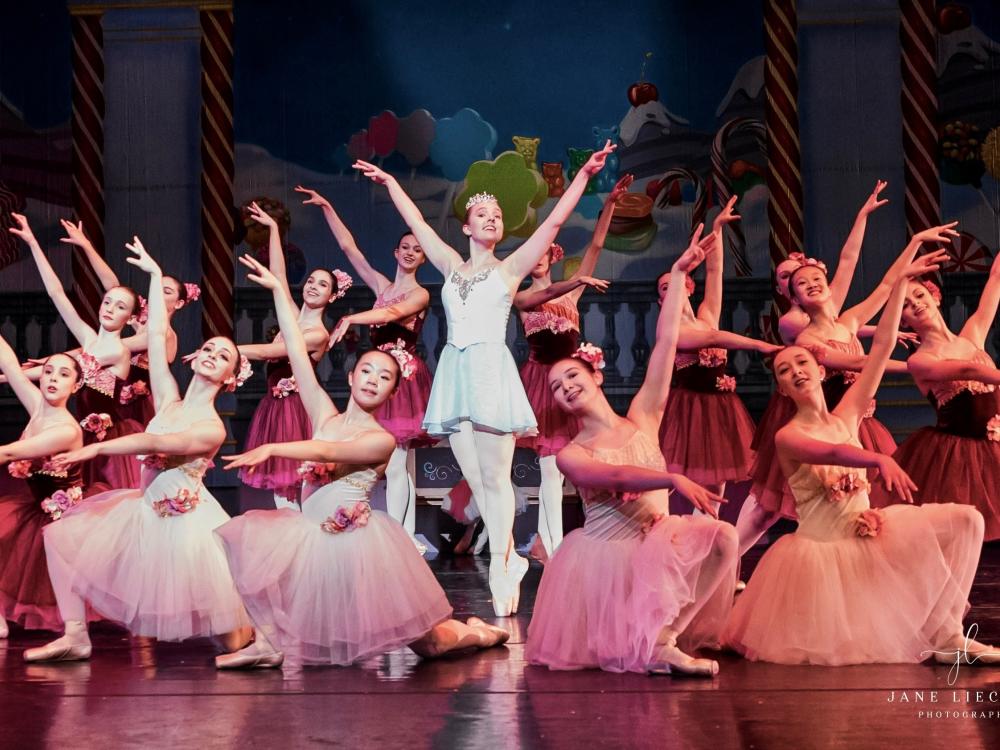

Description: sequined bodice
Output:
[441,266,512,348]
[577,430,669,541]
[301,467,379,522]
[74,352,125,405]
[786,437,871,540]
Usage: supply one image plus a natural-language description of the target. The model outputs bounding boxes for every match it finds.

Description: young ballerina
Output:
[8,213,142,493]
[215,255,509,669]
[354,141,616,616]
[724,262,998,666]
[25,237,251,662]
[0,345,84,639]
[736,224,956,551]
[657,196,780,514]
[527,227,739,676]
[237,202,350,510]
[297,185,432,543]
[512,174,630,560]
[884,253,1000,537]
[56,218,199,427]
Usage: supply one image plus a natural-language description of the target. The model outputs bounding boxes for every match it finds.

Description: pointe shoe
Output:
[508,554,529,615]
[215,639,284,670]
[466,617,510,648]
[489,561,514,617]
[934,636,1000,666]
[734,580,747,594]
[24,621,91,663]
[647,639,719,677]
[0,618,8,639]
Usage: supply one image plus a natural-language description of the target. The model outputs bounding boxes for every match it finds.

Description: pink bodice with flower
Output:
[137,413,215,516]
[672,347,736,393]
[521,295,580,365]
[923,350,1000,440]
[370,289,427,354]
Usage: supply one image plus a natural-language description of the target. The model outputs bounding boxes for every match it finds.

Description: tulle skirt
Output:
[517,358,578,456]
[527,515,736,672]
[659,388,756,485]
[724,503,983,665]
[376,354,434,447]
[874,427,1000,539]
[239,390,312,498]
[423,342,538,437]
[215,507,453,665]
[42,487,250,640]
[0,492,60,631]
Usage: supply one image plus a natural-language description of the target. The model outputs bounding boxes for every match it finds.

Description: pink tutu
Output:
[375,354,434,447]
[517,358,579,457]
[216,470,453,665]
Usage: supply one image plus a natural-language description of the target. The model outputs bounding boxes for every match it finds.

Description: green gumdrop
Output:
[453,150,547,234]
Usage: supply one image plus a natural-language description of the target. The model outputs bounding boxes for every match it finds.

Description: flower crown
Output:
[573,342,606,370]
[224,355,253,392]
[332,269,353,300]
[377,339,416,381]
[548,243,565,263]
[184,282,201,302]
[786,252,828,274]
[918,277,942,303]
[464,192,497,211]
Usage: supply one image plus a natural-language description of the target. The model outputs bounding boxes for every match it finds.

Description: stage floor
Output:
[3,544,1000,749]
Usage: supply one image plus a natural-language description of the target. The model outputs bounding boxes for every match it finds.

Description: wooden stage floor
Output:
[3,543,1000,749]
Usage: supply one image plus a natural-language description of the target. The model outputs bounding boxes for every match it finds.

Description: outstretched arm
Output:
[246,202,288,284]
[241,254,338,428]
[59,219,119,292]
[513,276,608,311]
[51,419,225,471]
[500,141,616,285]
[328,286,431,346]
[354,161,464,276]
[0,332,41,413]
[697,195,740,327]
[676,327,781,355]
[628,227,713,433]
[124,237,180,410]
[960,252,1000,348]
[828,180,888,311]
[569,174,634,290]
[222,430,396,471]
[296,186,391,293]
[0,425,80,463]
[10,213,96,347]
[908,352,1000,386]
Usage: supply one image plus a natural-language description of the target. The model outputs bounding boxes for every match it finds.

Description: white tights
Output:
[385,445,417,535]
[733,493,782,556]
[536,455,564,556]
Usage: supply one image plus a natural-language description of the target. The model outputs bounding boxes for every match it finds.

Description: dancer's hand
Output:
[757,341,784,356]
[912,221,959,246]
[903,248,949,278]
[294,185,331,209]
[859,180,889,216]
[49,444,101,472]
[221,444,274,472]
[58,219,91,248]
[670,473,725,518]
[8,213,38,245]
[246,201,278,230]
[239,254,281,291]
[712,195,740,233]
[673,223,714,274]
[353,160,395,186]
[608,173,634,203]
[896,331,921,349]
[125,236,162,276]
[875,455,917,503]
[577,276,610,293]
[581,140,617,176]
[328,316,353,348]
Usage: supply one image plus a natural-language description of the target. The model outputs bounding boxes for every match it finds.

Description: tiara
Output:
[377,339,416,381]
[573,342,606,370]
[464,192,497,211]
[332,269,353,300]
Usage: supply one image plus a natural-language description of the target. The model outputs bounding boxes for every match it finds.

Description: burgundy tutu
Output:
[873,382,1000,537]
[239,359,313,500]
[73,353,142,494]
[120,353,155,427]
[370,314,434,447]
[0,458,82,631]
[659,348,755,485]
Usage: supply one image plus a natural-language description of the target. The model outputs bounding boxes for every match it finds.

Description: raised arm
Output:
[960,252,1000,348]
[499,141,616,285]
[628,227,713,433]
[840,223,958,331]
[569,174,634,288]
[697,195,740,327]
[296,186,391,293]
[0,332,41,413]
[59,219,120,292]
[828,180,888,310]
[240,254,338,428]
[222,430,396,472]
[354,161,464,276]
[124,237,180,410]
[246,202,288,284]
[10,213,96,347]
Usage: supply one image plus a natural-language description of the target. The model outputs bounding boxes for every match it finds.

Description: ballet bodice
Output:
[370,289,427,353]
[786,438,873,541]
[137,413,215,514]
[672,347,735,393]
[7,455,83,503]
[300,465,379,524]
[926,351,1000,439]
[577,429,670,541]
[74,352,128,413]
[522,296,580,364]
[814,338,876,418]
[442,266,512,348]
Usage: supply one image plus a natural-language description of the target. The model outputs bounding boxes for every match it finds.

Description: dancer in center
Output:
[216,256,509,669]
[527,227,738,675]
[354,141,616,616]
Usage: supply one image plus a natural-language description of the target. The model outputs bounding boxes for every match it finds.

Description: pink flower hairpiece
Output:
[377,339,416,380]
[183,282,201,302]
[548,243,565,263]
[224,355,253,392]
[919,278,942,303]
[129,295,149,327]
[332,269,353,300]
[786,252,828,274]
[573,342,606,370]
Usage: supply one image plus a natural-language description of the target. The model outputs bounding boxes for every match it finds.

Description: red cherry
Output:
[937,3,971,33]
[645,178,663,199]
[627,81,659,107]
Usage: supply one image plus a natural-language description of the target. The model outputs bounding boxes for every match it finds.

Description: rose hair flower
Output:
[80,413,113,441]
[573,342,606,370]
